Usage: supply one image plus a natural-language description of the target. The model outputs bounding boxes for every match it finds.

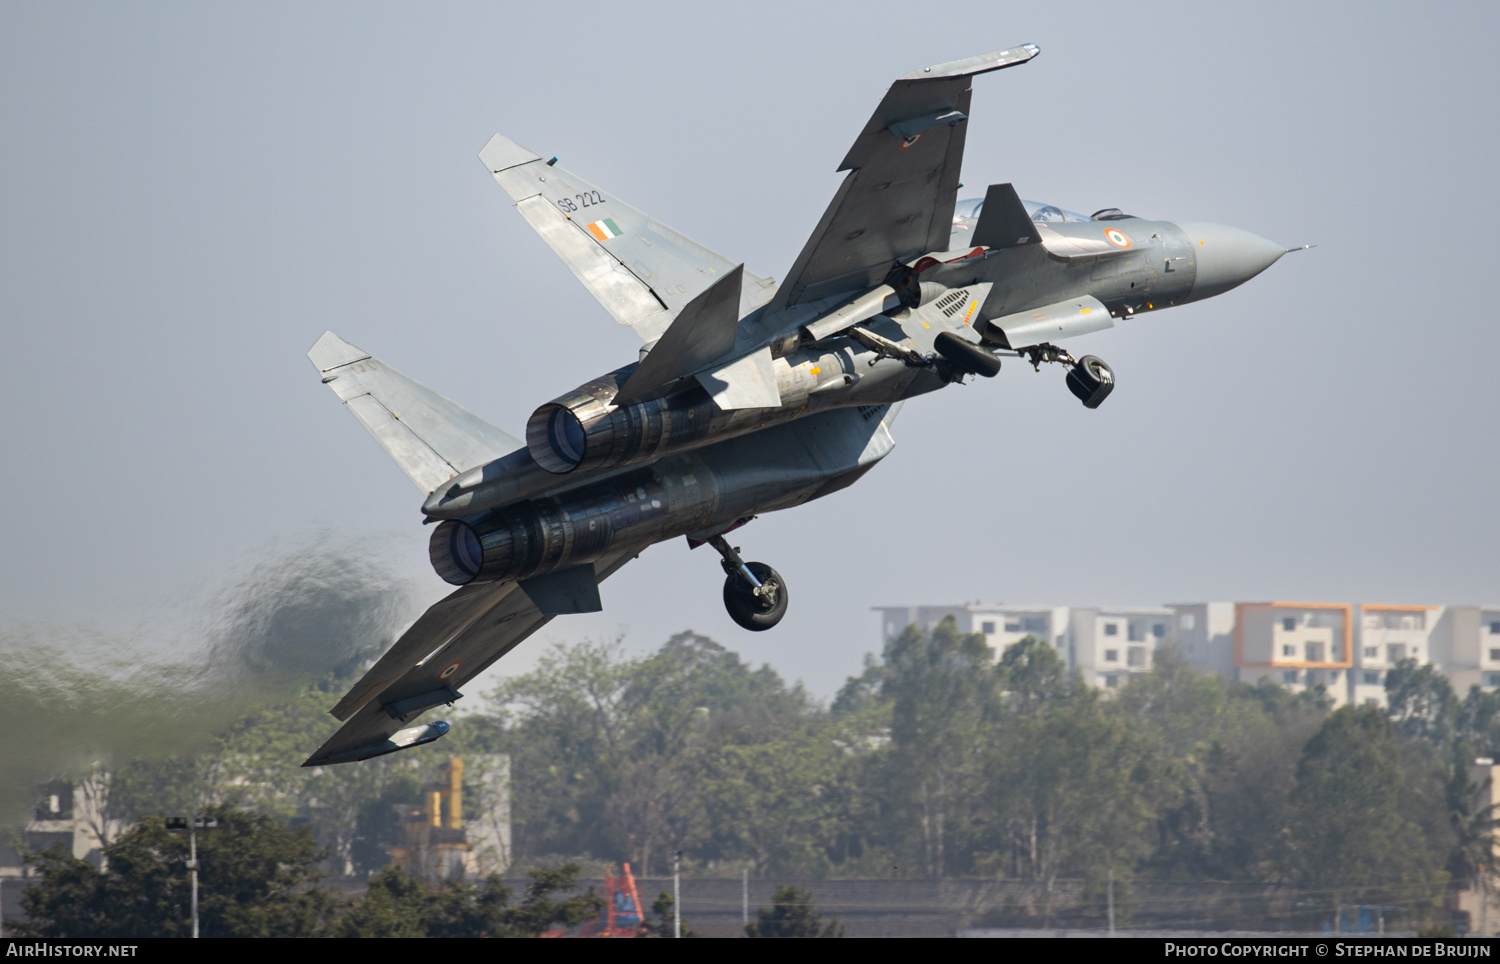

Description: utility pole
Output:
[742,867,749,934]
[1107,867,1115,935]
[673,851,682,939]
[167,816,218,938]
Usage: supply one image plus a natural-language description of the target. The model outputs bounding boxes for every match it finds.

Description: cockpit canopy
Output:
[953,197,1097,224]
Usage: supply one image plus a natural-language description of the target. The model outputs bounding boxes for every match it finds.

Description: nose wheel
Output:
[708,535,788,632]
[1011,343,1115,409]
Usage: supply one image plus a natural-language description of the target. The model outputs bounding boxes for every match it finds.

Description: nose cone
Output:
[1178,222,1286,302]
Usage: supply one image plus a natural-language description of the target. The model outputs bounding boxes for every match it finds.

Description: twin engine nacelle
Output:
[525,369,780,476]
[428,464,719,585]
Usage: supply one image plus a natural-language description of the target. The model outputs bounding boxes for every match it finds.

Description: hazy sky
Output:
[2,2,1496,698]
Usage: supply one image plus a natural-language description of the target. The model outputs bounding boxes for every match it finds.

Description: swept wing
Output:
[770,45,1039,310]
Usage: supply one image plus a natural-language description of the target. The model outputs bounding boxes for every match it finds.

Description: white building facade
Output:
[875,600,1500,704]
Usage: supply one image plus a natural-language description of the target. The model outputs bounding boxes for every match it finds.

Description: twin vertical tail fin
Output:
[307,332,525,495]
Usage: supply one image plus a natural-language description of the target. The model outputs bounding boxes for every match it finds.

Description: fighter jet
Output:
[302,44,1294,765]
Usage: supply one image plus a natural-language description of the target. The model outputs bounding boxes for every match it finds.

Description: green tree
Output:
[334,864,599,938]
[882,618,997,878]
[745,884,842,937]
[1386,658,1458,746]
[486,632,818,873]
[1286,706,1446,919]
[991,692,1155,913]
[699,721,848,877]
[643,890,695,937]
[12,805,336,938]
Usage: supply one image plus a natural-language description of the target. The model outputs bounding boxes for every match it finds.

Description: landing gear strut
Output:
[1009,343,1115,409]
[708,535,788,632]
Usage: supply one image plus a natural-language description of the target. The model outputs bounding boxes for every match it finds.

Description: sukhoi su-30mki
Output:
[303,45,1297,765]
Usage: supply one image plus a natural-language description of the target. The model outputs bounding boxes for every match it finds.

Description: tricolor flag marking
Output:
[585,218,622,242]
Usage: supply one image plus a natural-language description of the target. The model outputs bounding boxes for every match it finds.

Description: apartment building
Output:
[1350,605,1440,707]
[967,605,1070,655]
[875,600,1500,704]
[1234,602,1352,707]
[1070,607,1175,689]
[1434,607,1500,696]
[1168,602,1236,676]
[875,605,973,641]
[874,603,1173,688]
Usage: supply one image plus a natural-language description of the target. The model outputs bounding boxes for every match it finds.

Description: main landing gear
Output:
[1012,343,1115,409]
[707,534,788,632]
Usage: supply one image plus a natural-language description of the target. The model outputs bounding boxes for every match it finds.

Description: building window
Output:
[1387,644,1407,662]
[1128,624,1145,642]
[1490,649,1500,662]
[1329,670,1340,682]
[1127,646,1146,668]
[1105,675,1119,688]
[1491,621,1500,634]
[1151,623,1166,638]
[1364,647,1377,658]
[1283,670,1299,684]
[1104,623,1119,637]
[1004,622,1021,633]
[1283,617,1297,631]
[1364,671,1381,685]
[1180,613,1196,631]
[1023,616,1048,634]
[981,621,995,634]
[1282,644,1297,657]
[1489,673,1500,688]
[1104,649,1119,662]
[1307,643,1325,663]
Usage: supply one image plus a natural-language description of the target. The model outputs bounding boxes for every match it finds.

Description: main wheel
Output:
[722,562,788,632]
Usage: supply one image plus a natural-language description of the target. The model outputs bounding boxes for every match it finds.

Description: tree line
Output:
[21,618,1500,931]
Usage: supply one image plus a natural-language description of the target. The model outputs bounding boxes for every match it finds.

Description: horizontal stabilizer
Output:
[518,564,603,615]
[308,332,524,496]
[971,183,1041,250]
[306,721,451,766]
[986,295,1114,349]
[614,264,745,405]
[329,579,518,721]
[307,548,638,766]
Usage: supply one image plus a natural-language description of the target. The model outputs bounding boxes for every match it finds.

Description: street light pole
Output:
[673,851,682,939]
[188,824,199,939]
[167,815,217,939]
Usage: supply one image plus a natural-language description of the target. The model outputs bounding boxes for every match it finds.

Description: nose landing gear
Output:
[1013,343,1115,409]
[707,535,788,632]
